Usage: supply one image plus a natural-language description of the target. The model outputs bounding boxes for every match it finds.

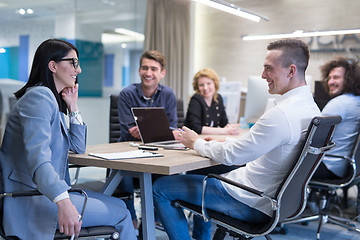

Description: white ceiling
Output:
[0,0,147,34]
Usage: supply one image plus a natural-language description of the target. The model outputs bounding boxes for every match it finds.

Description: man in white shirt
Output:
[153,39,321,240]
[312,57,360,179]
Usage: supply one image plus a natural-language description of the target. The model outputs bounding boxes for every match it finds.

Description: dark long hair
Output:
[14,39,79,113]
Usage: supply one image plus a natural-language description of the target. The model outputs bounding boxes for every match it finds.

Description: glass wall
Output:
[0,0,146,97]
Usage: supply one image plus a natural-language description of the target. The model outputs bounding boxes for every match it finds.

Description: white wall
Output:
[0,19,55,77]
[193,0,360,91]
[77,97,109,145]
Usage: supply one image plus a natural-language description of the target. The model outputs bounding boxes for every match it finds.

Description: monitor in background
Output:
[218,81,243,123]
[243,76,273,124]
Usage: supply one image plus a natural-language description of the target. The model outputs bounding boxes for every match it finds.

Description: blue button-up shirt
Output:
[118,83,177,142]
[321,93,360,177]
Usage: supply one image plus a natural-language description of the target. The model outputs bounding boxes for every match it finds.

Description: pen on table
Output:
[169,126,184,131]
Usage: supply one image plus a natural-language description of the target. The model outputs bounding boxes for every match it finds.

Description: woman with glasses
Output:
[0,39,136,239]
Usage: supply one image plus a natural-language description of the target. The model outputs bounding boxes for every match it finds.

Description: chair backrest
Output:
[310,122,360,188]
[109,95,120,143]
[350,126,360,178]
[176,98,185,128]
[276,115,342,222]
[338,125,360,183]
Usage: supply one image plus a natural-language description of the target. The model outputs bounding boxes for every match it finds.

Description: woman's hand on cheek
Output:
[62,83,79,112]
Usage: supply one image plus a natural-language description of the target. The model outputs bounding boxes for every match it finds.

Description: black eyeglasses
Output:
[56,58,79,69]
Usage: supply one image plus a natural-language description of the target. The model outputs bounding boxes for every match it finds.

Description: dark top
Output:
[184,93,228,134]
[118,83,177,142]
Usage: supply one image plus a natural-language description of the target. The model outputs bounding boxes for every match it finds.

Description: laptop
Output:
[131,107,188,150]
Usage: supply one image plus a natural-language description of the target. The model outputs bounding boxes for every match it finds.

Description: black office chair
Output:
[341,126,360,217]
[280,124,360,239]
[174,115,342,240]
[176,98,185,128]
[109,95,121,143]
[0,89,3,147]
[0,188,119,240]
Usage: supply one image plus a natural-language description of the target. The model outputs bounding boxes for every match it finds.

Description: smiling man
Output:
[312,57,360,180]
[153,39,321,240]
[116,50,178,229]
[117,50,178,142]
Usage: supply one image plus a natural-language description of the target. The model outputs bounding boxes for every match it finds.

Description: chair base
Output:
[281,213,360,240]
[174,200,274,240]
[212,225,272,240]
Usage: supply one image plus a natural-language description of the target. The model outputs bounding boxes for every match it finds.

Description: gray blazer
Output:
[0,86,86,239]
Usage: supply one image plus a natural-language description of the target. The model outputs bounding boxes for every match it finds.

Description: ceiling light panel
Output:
[243,29,360,41]
[193,0,268,22]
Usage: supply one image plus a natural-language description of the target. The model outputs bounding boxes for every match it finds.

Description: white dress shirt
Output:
[321,93,360,177]
[194,86,321,216]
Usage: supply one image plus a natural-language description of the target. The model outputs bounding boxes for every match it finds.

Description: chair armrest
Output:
[4,188,84,197]
[2,189,42,197]
[201,174,278,222]
[207,174,263,197]
[1,188,88,219]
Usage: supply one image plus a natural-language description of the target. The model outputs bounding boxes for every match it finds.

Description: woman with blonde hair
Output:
[184,68,239,135]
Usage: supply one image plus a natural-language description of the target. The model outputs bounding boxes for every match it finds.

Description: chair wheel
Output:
[270,226,287,235]
[279,227,287,234]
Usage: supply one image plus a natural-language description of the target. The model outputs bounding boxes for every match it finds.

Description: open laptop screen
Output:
[131,107,175,144]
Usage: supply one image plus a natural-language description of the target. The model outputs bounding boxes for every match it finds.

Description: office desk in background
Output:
[69,142,219,240]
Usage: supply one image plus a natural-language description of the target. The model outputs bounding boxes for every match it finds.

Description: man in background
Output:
[118,50,178,142]
[116,50,178,230]
[312,57,360,180]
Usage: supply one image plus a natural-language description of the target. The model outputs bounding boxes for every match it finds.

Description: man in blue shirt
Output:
[116,50,178,230]
[313,57,360,179]
[118,50,178,142]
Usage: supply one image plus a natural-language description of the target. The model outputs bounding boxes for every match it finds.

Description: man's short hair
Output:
[267,39,310,75]
[139,50,166,70]
[321,57,360,96]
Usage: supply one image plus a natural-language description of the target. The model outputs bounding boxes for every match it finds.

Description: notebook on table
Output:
[131,107,188,150]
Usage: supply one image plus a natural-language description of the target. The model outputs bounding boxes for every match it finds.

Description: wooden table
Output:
[68,142,219,240]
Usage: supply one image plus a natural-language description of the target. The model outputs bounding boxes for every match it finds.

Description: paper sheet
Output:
[89,150,163,160]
